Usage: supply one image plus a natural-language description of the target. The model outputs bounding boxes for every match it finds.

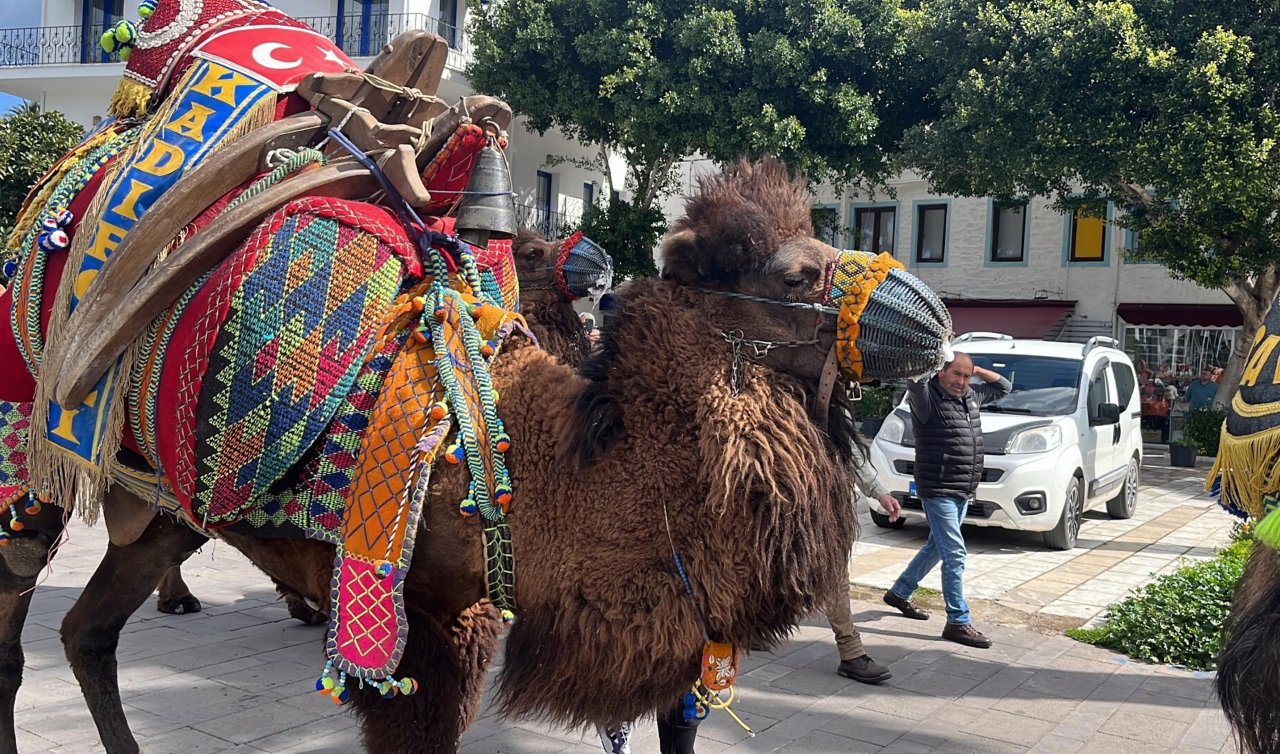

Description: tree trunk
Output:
[1218,266,1280,404]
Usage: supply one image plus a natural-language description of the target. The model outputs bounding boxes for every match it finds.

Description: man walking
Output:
[882,350,1010,648]
[825,441,900,683]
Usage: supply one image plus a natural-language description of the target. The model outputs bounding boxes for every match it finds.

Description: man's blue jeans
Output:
[889,494,971,625]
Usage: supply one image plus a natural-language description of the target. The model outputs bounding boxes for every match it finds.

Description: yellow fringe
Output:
[1205,422,1280,520]
[107,78,153,119]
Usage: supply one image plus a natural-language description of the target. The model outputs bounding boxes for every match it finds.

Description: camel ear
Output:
[659,229,708,285]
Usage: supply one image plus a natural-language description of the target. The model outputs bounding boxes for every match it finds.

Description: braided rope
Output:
[697,287,837,317]
[225,148,326,212]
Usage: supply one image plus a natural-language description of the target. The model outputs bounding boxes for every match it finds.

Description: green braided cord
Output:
[483,520,516,613]
[9,126,141,373]
[421,235,516,615]
[225,148,326,212]
[1256,498,1280,551]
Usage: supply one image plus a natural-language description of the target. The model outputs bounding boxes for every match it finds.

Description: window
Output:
[853,206,895,255]
[535,170,553,236]
[991,202,1028,262]
[1111,363,1136,410]
[968,354,1081,416]
[811,206,840,247]
[1087,367,1111,423]
[439,0,461,48]
[82,0,125,64]
[1069,207,1107,262]
[583,182,595,209]
[915,203,947,263]
[336,0,390,55]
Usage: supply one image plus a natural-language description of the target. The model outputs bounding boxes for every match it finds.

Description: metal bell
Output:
[455,141,517,248]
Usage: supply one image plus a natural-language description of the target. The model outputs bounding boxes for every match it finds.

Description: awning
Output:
[1117,303,1241,328]
[944,300,1076,339]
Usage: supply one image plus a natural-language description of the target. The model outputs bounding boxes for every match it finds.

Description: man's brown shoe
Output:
[942,622,993,648]
[837,655,892,684]
[883,591,930,620]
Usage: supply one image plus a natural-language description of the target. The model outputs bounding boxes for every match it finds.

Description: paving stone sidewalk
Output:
[11,516,1235,753]
[850,461,1235,623]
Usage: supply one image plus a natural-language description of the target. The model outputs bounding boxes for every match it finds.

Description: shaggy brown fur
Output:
[1218,545,1280,754]
[661,158,814,288]
[494,280,856,728]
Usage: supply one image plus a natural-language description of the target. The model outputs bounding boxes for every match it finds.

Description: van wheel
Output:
[1106,458,1139,520]
[1044,477,1083,551]
[870,509,905,529]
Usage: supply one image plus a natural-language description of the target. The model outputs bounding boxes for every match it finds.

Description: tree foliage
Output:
[579,197,666,280]
[903,0,1280,395]
[467,0,928,211]
[0,103,84,239]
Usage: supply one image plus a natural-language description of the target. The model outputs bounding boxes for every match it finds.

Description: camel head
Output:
[511,228,560,299]
[659,157,840,385]
[513,227,614,305]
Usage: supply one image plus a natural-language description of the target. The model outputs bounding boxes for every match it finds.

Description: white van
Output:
[868,334,1143,550]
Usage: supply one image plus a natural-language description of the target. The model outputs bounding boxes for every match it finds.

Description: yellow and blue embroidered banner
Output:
[43,60,276,468]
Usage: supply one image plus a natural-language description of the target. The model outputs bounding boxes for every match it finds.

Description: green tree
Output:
[903,0,1280,399]
[0,102,85,240]
[467,0,929,275]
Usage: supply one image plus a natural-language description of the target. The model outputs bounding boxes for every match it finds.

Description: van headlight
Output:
[878,413,906,445]
[1006,424,1063,454]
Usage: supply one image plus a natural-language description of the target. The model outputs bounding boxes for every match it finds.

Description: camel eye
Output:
[783,272,807,288]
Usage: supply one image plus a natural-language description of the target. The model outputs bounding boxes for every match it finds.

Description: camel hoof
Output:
[0,534,52,578]
[156,594,202,615]
[287,598,328,626]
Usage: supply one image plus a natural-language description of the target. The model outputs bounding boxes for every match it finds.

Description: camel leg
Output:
[273,580,327,626]
[0,550,45,754]
[155,565,202,615]
[61,511,206,754]
[352,601,499,754]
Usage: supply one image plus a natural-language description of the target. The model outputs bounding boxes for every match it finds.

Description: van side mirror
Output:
[1093,402,1121,425]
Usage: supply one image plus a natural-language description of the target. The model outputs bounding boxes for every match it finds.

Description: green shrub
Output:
[1184,406,1226,457]
[1066,538,1252,670]
[857,384,899,420]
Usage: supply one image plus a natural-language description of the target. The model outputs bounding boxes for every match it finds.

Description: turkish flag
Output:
[192,25,356,92]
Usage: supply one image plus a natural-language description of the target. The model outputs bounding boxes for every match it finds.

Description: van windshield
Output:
[968,354,1080,416]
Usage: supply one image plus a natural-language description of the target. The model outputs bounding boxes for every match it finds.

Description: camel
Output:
[143,226,608,625]
[0,159,874,753]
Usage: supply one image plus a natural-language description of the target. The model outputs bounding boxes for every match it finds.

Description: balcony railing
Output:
[0,13,467,68]
[515,203,578,240]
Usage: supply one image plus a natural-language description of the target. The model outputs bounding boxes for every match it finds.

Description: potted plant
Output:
[1180,406,1226,465]
[855,383,899,438]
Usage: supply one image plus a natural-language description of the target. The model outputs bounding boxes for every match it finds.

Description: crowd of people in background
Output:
[1136,358,1222,443]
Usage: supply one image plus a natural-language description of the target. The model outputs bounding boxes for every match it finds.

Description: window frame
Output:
[913,201,949,265]
[1062,202,1112,267]
[988,199,1030,265]
[851,203,898,256]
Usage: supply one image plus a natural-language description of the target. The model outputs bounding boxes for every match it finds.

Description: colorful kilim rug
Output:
[0,401,31,508]
[184,202,406,526]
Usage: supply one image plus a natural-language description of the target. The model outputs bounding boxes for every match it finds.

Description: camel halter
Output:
[700,289,847,428]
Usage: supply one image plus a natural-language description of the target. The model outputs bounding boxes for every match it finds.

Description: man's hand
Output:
[972,365,1003,384]
[878,493,901,523]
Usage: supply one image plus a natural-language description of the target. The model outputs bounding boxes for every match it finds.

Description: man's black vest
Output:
[913,378,984,499]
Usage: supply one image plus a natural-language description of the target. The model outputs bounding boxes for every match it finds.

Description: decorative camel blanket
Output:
[0,0,536,702]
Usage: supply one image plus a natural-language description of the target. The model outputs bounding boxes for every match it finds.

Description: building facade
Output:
[0,0,620,238]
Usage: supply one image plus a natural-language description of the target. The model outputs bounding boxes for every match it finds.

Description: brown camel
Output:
[142,226,606,625]
[1,158,860,753]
